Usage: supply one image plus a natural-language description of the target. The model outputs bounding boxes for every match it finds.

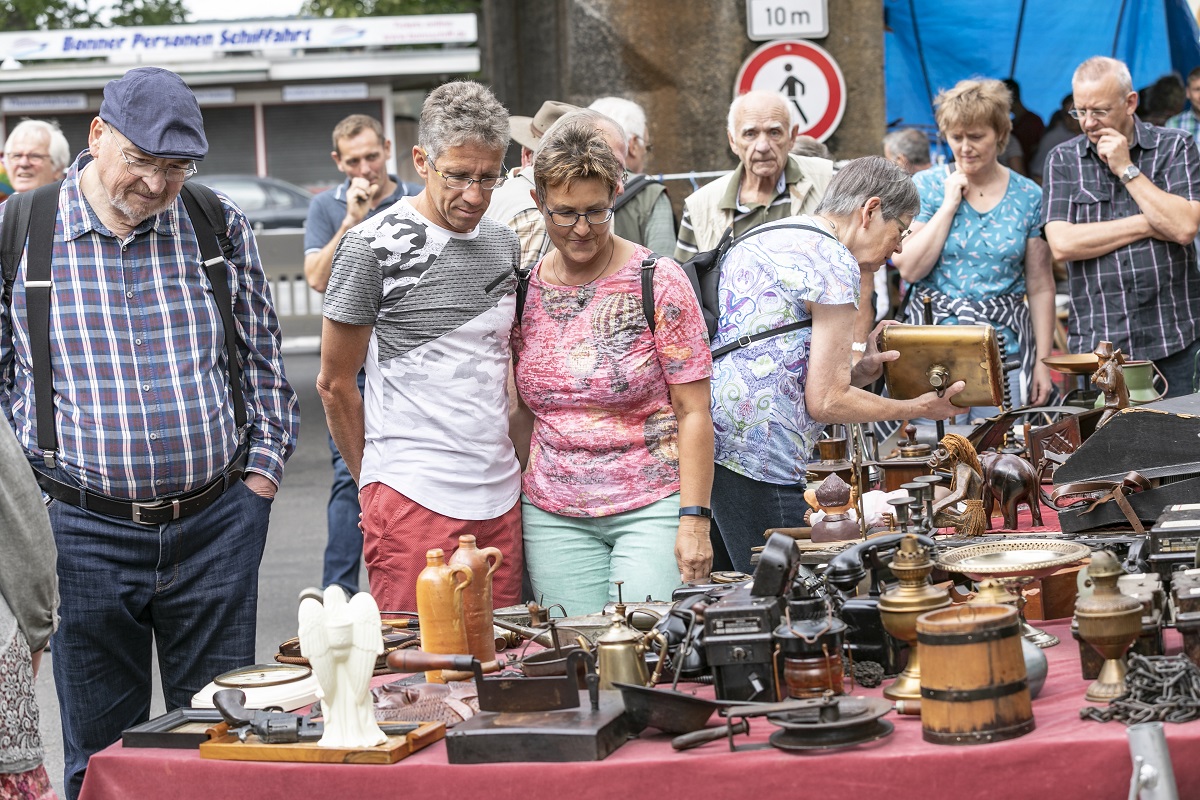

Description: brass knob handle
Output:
[927,363,949,389]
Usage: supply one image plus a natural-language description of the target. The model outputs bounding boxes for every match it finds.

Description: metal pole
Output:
[1126,721,1179,800]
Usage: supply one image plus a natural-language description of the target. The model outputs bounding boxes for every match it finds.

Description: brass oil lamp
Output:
[1075,550,1143,702]
[879,534,951,701]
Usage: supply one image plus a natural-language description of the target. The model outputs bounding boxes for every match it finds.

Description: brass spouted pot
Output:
[580,612,667,690]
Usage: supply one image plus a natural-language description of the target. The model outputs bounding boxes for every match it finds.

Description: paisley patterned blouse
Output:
[710,217,859,484]
[513,245,712,517]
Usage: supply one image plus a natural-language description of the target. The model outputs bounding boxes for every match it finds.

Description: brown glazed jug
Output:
[448,535,503,671]
[415,548,472,683]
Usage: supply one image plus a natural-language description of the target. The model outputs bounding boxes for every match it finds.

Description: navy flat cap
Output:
[100,67,208,161]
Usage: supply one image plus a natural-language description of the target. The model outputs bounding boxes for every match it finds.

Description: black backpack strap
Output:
[22,182,65,466]
[1,189,37,308]
[180,183,247,435]
[711,319,812,359]
[614,174,654,212]
[514,266,531,322]
[709,221,835,359]
[640,255,658,333]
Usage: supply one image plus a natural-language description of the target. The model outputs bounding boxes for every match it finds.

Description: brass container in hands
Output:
[879,534,952,701]
[448,534,503,673]
[1075,551,1143,702]
[879,324,1004,409]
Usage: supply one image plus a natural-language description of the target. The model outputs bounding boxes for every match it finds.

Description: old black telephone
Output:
[825,533,938,675]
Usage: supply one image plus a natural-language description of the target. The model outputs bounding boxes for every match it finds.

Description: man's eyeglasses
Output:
[107,125,196,182]
[893,217,912,242]
[4,151,49,165]
[424,151,506,191]
[1068,107,1111,121]
[546,207,615,227]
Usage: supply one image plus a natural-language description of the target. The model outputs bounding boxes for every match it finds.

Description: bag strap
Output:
[709,222,835,358]
[640,255,658,333]
[23,182,64,466]
[180,182,247,435]
[1,187,38,307]
[614,174,655,212]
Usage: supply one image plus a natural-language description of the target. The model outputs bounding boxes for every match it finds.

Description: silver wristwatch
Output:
[1120,165,1141,185]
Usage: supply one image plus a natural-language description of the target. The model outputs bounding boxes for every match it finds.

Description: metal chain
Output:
[1080,654,1200,724]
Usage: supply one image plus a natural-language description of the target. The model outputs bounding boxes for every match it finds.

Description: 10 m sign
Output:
[746,0,829,41]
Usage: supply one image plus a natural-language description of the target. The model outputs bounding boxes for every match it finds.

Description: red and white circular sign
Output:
[734,40,846,143]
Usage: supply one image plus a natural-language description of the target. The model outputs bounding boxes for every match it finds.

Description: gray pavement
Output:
[34,349,351,796]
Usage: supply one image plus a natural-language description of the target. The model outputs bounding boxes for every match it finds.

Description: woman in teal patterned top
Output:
[894,78,1056,413]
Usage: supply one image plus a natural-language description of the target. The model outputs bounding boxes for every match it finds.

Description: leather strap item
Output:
[711,319,812,359]
[33,444,247,525]
[1050,471,1151,534]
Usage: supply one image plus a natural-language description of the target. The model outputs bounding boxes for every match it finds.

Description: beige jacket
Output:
[683,154,834,251]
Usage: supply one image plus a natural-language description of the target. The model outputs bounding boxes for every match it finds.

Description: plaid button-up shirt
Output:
[1042,120,1200,361]
[1165,109,1200,144]
[0,154,299,499]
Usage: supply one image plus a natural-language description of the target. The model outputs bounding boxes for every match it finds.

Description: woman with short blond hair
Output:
[893,78,1056,413]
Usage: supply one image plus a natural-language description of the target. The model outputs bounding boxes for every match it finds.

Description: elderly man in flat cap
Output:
[484,99,578,271]
[0,66,298,798]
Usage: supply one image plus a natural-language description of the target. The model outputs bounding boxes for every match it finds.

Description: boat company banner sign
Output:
[0,14,476,62]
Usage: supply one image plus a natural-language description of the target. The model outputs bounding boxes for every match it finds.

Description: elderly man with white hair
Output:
[3,119,70,194]
[588,96,676,253]
[673,90,833,263]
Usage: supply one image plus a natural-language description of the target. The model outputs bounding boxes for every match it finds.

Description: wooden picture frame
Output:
[121,708,226,749]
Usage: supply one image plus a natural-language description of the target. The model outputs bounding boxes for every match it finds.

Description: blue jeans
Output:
[323,368,367,595]
[1155,337,1200,397]
[522,494,681,616]
[712,464,809,574]
[48,476,271,799]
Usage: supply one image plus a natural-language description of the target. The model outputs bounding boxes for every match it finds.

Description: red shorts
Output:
[359,482,523,614]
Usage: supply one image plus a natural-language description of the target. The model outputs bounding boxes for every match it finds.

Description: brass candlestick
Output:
[879,535,952,701]
[1075,551,1143,702]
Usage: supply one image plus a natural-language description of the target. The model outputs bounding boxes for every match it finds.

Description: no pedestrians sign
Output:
[734,40,846,143]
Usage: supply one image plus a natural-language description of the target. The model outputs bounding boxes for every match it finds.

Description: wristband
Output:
[679,506,713,519]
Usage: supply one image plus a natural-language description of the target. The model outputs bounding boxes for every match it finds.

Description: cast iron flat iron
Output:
[387,649,598,713]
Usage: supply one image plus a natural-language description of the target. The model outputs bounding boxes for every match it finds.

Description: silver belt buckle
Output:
[131,498,181,525]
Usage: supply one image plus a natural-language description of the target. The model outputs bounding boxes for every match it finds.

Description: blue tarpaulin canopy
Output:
[885,0,1200,132]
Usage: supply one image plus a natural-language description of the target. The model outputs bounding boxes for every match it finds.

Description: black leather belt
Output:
[33,452,247,526]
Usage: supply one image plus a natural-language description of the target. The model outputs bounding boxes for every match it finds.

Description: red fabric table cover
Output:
[80,619,1200,800]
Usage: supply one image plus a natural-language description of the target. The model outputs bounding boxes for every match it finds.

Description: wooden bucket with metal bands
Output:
[916,604,1034,745]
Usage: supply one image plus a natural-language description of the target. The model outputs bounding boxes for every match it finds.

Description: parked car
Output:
[200,174,314,230]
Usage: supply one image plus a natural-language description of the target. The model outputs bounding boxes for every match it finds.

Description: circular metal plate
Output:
[769,719,894,751]
[213,663,311,688]
[766,696,892,731]
[936,539,1091,579]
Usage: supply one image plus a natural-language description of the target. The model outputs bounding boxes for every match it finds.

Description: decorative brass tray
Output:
[936,539,1092,579]
[1041,354,1099,375]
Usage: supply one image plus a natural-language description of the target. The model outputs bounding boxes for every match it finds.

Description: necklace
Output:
[549,237,616,289]
[814,214,839,237]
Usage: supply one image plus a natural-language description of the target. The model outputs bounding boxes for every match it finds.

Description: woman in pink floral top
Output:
[511,113,714,615]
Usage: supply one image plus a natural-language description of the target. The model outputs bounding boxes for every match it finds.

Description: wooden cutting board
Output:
[199,720,444,764]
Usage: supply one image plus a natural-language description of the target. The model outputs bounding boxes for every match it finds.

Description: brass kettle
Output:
[579,611,667,690]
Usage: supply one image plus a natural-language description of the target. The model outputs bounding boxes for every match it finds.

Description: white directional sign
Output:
[734,40,846,142]
[746,0,829,41]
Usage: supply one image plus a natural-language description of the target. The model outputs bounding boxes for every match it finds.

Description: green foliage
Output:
[300,0,479,19]
[109,0,188,27]
[0,0,101,30]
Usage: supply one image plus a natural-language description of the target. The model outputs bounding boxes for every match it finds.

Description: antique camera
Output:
[695,534,805,701]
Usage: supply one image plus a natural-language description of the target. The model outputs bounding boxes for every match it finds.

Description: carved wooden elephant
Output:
[979,451,1044,530]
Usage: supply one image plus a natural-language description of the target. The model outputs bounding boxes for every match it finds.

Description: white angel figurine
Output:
[298,587,387,748]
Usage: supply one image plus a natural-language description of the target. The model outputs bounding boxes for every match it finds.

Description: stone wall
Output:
[482,0,886,186]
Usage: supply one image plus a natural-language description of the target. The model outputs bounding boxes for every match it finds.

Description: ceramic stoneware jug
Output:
[448,535,503,671]
[415,548,472,683]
